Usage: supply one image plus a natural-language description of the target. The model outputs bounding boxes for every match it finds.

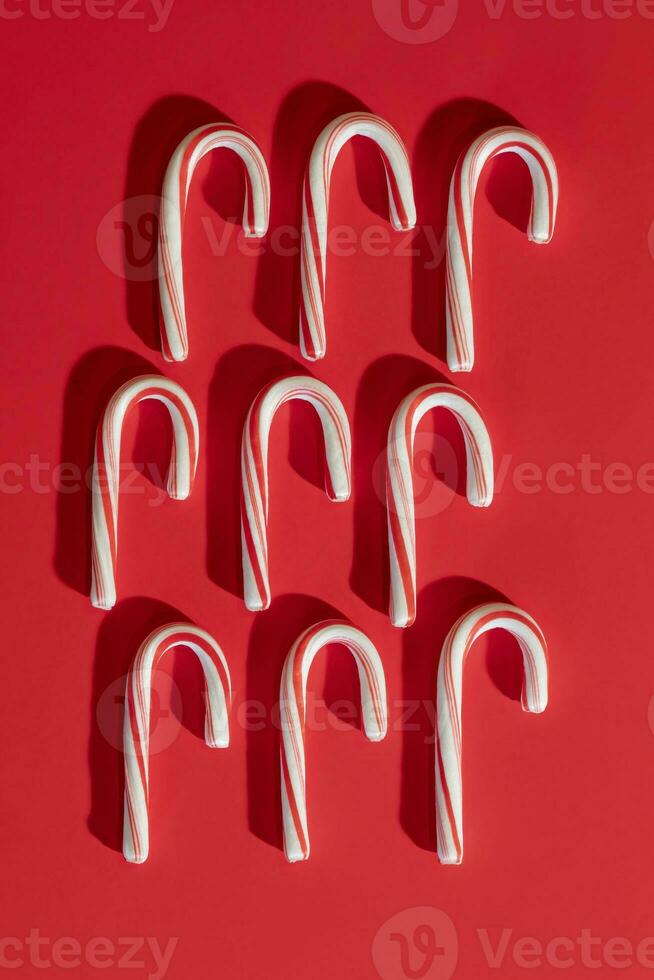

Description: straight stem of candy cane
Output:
[90,375,199,610]
[386,383,494,628]
[446,126,558,372]
[299,112,416,361]
[158,123,270,362]
[279,620,387,862]
[436,602,548,864]
[123,623,231,865]
[240,376,351,611]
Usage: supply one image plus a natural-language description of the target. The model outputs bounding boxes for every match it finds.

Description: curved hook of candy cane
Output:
[299,112,416,361]
[436,602,548,865]
[158,123,270,362]
[240,376,351,612]
[123,623,231,864]
[90,375,199,611]
[446,126,558,372]
[279,620,387,863]
[386,384,493,629]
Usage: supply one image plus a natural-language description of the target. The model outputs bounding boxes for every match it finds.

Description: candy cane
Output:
[280,620,387,862]
[91,375,199,610]
[446,126,558,372]
[436,602,548,864]
[158,123,270,362]
[386,383,493,628]
[123,623,231,864]
[299,112,416,361]
[241,376,351,611]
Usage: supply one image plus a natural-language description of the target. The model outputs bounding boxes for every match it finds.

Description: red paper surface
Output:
[2,2,652,977]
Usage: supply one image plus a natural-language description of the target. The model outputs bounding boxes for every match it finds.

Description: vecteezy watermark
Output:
[375,433,461,520]
[99,690,441,751]
[0,0,175,31]
[97,670,182,753]
[3,456,172,506]
[97,195,161,282]
[0,932,177,978]
[378,438,654,519]
[372,909,654,978]
[477,928,654,971]
[372,907,459,980]
[645,693,654,740]
[481,0,654,19]
[96,194,445,282]
[6,450,654,509]
[372,0,654,43]
[371,0,459,43]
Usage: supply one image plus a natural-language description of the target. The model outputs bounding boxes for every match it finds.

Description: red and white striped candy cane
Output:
[446,126,558,372]
[91,375,199,611]
[241,376,351,611]
[123,623,231,864]
[386,384,493,628]
[158,123,270,362]
[280,620,387,862]
[299,112,416,361]
[436,602,548,865]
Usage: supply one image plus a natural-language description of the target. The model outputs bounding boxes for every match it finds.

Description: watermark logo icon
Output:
[96,194,161,282]
[647,220,654,263]
[375,432,459,519]
[371,0,458,43]
[96,671,182,753]
[372,907,458,980]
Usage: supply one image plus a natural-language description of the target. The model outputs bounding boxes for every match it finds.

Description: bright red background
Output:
[2,2,653,977]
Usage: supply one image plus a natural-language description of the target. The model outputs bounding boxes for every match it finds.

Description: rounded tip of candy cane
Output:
[298,331,325,362]
[285,848,309,864]
[447,359,473,373]
[329,489,351,503]
[91,596,115,612]
[123,851,147,865]
[438,853,462,866]
[162,348,188,364]
[245,596,270,613]
[390,611,414,629]
[168,489,190,501]
[523,694,548,714]
[206,734,230,749]
[301,348,324,363]
[528,229,553,245]
[391,216,417,233]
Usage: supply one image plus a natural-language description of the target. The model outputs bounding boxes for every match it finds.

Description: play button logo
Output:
[372,0,459,43]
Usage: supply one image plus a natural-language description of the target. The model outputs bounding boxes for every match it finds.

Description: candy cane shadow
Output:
[206,344,332,598]
[411,99,524,359]
[253,81,390,344]
[88,596,194,852]
[245,593,351,850]
[122,95,240,352]
[350,355,467,614]
[54,347,166,596]
[400,576,516,851]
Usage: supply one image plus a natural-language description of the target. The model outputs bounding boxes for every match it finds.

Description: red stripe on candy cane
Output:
[90,375,199,610]
[386,383,494,628]
[279,621,387,862]
[122,624,231,864]
[299,112,416,361]
[158,123,270,362]
[240,376,352,612]
[445,126,558,372]
[435,603,548,865]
